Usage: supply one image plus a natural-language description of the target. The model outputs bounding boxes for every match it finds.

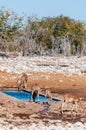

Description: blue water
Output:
[3,91,60,102]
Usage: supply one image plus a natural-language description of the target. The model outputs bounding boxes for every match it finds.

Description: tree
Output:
[0,7,24,52]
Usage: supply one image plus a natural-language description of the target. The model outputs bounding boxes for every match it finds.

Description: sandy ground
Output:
[0,71,86,118]
[0,71,86,98]
[0,56,86,129]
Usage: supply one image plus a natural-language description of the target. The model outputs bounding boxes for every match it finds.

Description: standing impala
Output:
[45,89,52,102]
[17,73,28,90]
[61,93,81,114]
[30,83,40,102]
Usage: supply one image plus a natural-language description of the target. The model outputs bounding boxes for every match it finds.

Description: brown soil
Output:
[0,71,86,123]
[0,71,86,97]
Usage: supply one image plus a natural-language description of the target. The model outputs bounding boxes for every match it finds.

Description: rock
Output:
[5,124,14,130]
[65,123,74,130]
[74,122,84,127]
[74,122,85,130]
[0,56,86,74]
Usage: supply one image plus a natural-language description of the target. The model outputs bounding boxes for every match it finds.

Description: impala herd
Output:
[17,73,82,116]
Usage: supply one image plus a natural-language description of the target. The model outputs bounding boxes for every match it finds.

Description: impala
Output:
[62,93,81,114]
[45,89,52,102]
[30,83,40,102]
[17,73,28,90]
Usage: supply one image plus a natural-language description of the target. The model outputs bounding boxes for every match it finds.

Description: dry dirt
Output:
[0,70,86,124]
[0,71,86,97]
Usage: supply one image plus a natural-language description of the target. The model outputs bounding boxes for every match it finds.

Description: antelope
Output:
[45,89,52,102]
[17,73,28,91]
[61,93,81,114]
[30,83,40,102]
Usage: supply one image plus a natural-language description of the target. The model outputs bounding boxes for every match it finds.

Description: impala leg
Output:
[62,102,66,114]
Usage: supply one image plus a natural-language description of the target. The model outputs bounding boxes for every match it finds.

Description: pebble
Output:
[0,56,86,74]
[0,56,86,129]
[0,119,85,130]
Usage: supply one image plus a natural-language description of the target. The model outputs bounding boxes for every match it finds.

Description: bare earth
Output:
[0,56,86,129]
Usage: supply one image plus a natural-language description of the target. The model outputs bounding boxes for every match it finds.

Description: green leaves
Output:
[0,8,23,39]
[0,7,86,55]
